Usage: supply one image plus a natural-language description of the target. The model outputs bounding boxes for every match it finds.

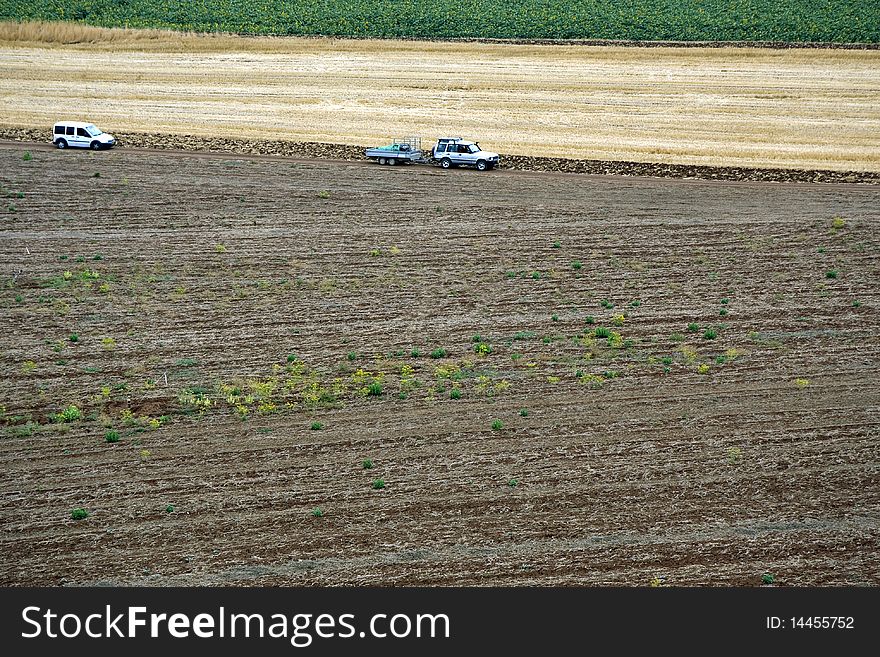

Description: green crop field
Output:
[2,0,878,43]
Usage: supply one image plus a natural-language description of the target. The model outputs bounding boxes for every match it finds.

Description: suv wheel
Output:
[476,159,488,171]
[440,158,452,169]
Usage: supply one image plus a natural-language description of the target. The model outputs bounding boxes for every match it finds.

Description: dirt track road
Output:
[1,145,878,586]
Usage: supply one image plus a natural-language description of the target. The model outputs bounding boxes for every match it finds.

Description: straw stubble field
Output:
[1,24,879,172]
[1,145,878,585]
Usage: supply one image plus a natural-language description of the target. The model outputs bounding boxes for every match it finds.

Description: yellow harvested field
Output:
[1,25,879,171]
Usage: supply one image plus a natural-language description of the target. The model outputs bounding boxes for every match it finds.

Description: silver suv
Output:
[433,138,499,171]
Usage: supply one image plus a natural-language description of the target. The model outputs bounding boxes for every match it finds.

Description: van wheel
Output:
[476,160,488,171]
[388,157,396,166]
[440,158,452,169]
[90,141,101,151]
[56,140,67,149]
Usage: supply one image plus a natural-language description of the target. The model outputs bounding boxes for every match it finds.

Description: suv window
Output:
[77,128,89,137]
[66,126,75,135]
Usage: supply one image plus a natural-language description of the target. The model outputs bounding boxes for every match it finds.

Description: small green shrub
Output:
[165,504,175,513]
[347,351,357,361]
[410,348,421,358]
[371,478,385,490]
[519,409,529,417]
[310,421,323,430]
[585,315,595,324]
[507,478,518,487]
[761,573,775,585]
[687,323,699,333]
[551,314,559,322]
[286,353,298,363]
[54,405,82,423]
[825,269,838,279]
[430,347,447,359]
[23,150,32,161]
[552,241,561,249]
[703,329,717,340]
[104,430,120,443]
[491,419,503,431]
[69,333,79,342]
[594,326,611,338]
[70,508,89,520]
[572,261,582,270]
[367,382,383,396]
[311,508,324,517]
[362,458,374,469]
[450,388,462,399]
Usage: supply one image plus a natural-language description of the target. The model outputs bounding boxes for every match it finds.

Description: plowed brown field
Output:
[1,144,878,586]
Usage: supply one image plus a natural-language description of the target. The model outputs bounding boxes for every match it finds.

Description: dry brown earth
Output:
[0,145,878,586]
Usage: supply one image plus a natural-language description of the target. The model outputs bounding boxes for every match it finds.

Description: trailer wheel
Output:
[440,158,452,169]
[388,157,396,166]
[476,159,488,171]
[56,139,67,149]
[378,157,387,165]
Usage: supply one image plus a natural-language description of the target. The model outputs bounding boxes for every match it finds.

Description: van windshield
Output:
[85,125,103,137]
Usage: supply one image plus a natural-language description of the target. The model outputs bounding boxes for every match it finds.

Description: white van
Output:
[52,121,116,150]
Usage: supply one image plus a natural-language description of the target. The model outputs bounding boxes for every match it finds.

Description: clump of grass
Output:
[369,248,381,257]
[794,378,810,388]
[310,421,323,430]
[14,294,23,303]
[703,329,717,340]
[371,478,385,490]
[70,508,89,520]
[491,419,503,431]
[720,298,729,305]
[214,243,227,253]
[507,478,518,487]
[347,351,357,361]
[367,382,383,396]
[410,348,421,358]
[531,271,542,280]
[727,447,742,464]
[719,308,728,316]
[585,315,595,324]
[104,430,120,443]
[311,508,324,517]
[165,504,174,513]
[69,333,79,343]
[450,388,462,400]
[286,353,298,363]
[630,299,641,307]
[473,341,491,355]
[761,573,775,585]
[430,347,447,359]
[317,190,330,199]
[519,409,529,417]
[661,356,673,365]
[362,458,374,469]
[23,150,32,161]
[54,405,82,423]
[552,240,561,249]
[551,314,559,322]
[825,269,838,279]
[594,326,611,338]
[600,299,614,309]
[687,323,699,333]
[571,261,582,270]
[831,217,846,230]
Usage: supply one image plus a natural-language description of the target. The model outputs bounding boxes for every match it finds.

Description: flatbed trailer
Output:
[364,137,427,165]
